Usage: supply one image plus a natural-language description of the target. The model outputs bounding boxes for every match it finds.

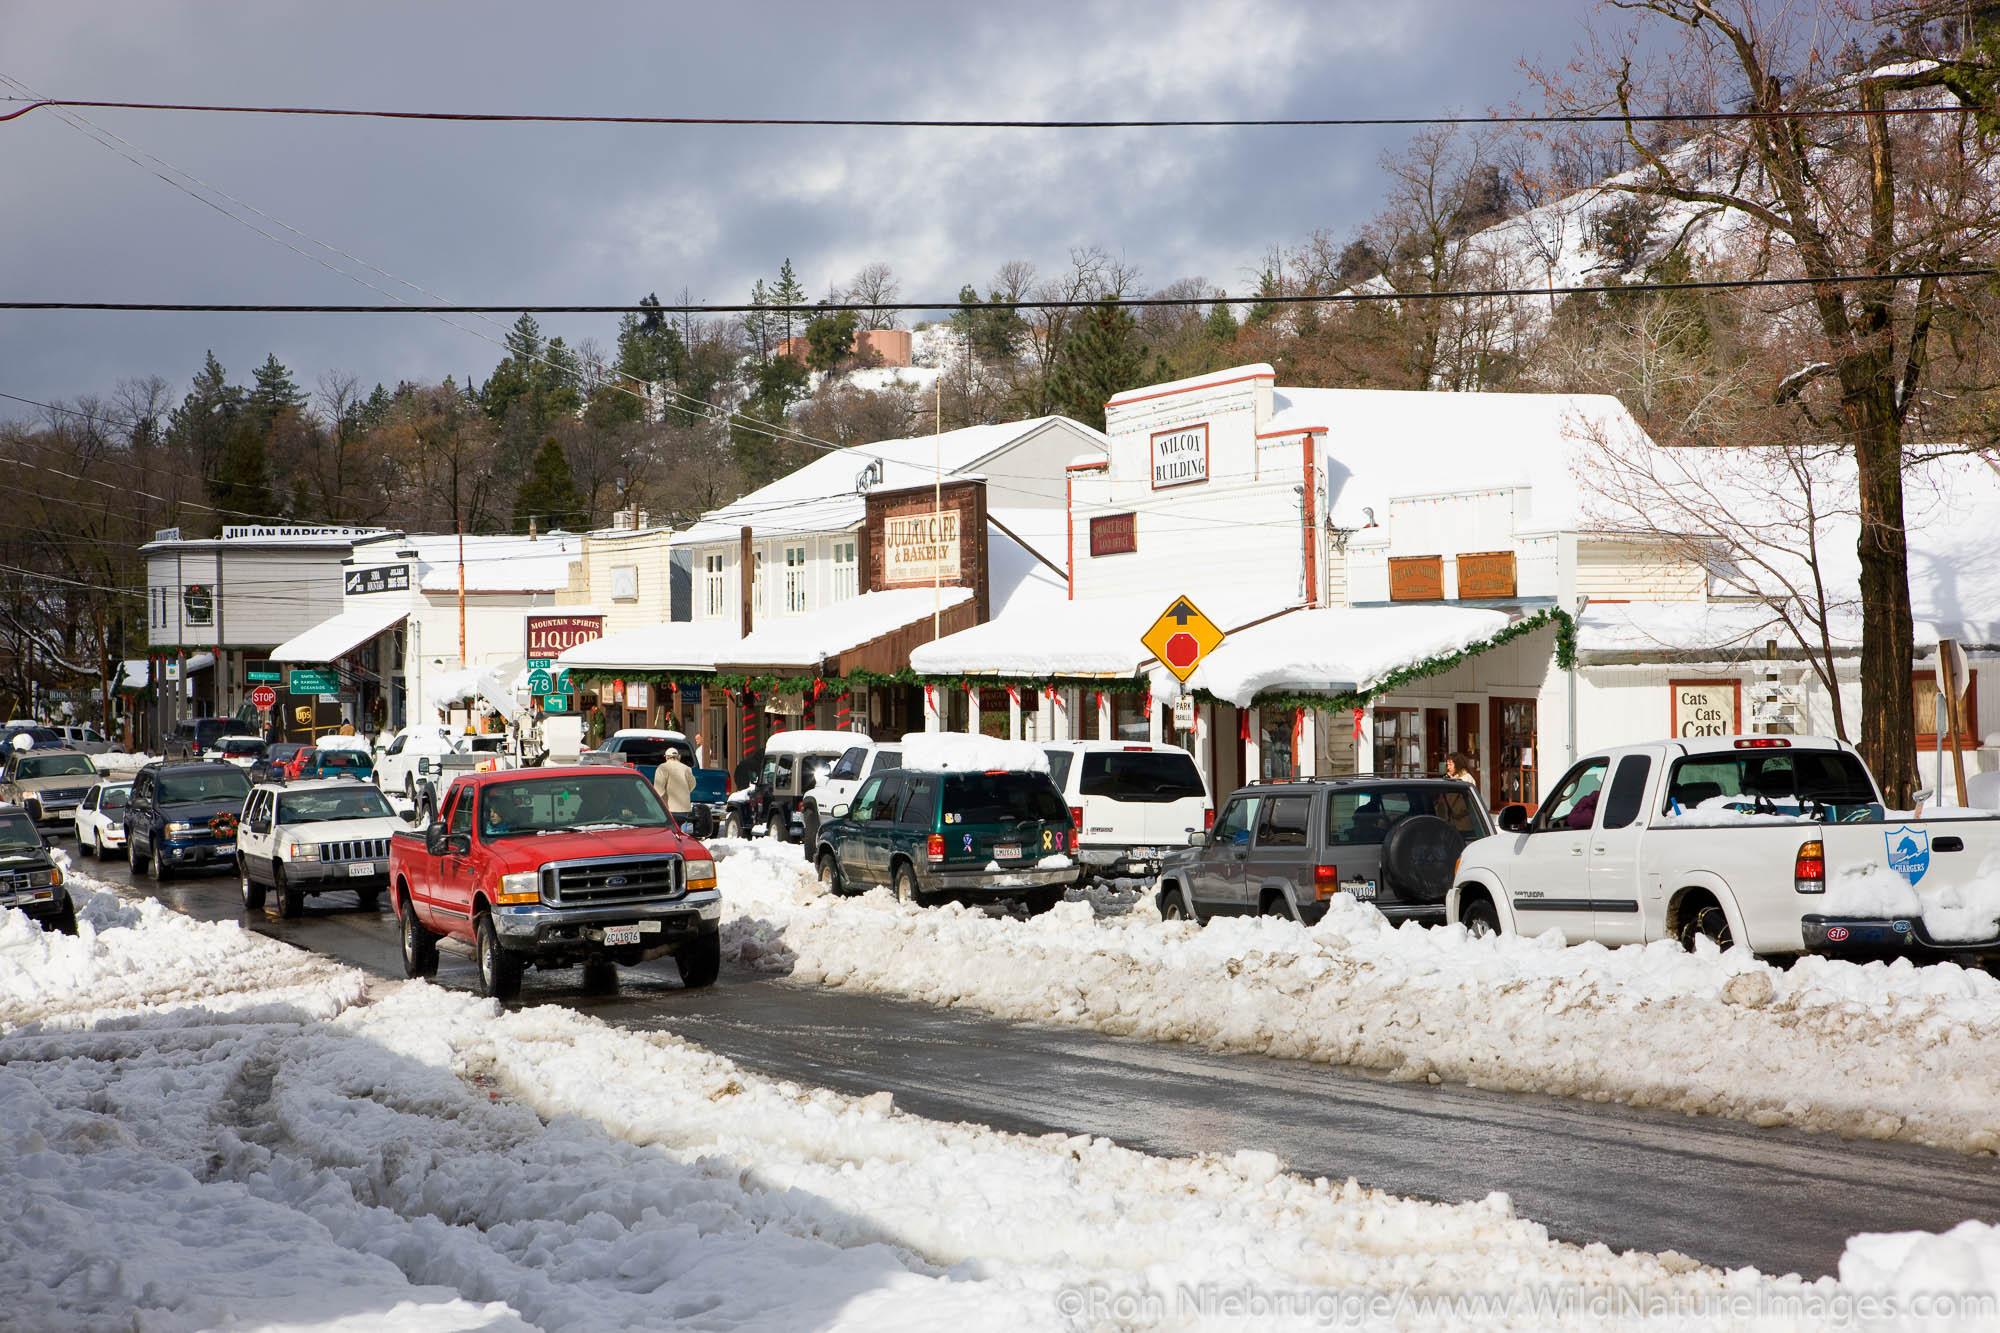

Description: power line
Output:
[1,97,1984,128]
[4,267,1992,315]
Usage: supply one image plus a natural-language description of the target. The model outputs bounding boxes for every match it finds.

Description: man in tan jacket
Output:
[653,748,695,829]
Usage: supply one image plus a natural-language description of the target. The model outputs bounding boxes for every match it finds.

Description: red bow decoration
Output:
[1352,707,1365,742]
[1239,712,1250,743]
[1005,684,1021,708]
[924,685,938,713]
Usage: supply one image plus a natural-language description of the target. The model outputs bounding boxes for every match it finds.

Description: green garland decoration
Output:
[563,608,1576,713]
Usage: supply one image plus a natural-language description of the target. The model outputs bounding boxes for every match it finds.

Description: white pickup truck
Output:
[1447,735,2000,961]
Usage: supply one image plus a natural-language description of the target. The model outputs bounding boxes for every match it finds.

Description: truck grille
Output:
[0,868,55,894]
[541,855,683,907]
[319,837,390,863]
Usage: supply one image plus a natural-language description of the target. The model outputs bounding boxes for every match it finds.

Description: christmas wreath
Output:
[209,810,241,839]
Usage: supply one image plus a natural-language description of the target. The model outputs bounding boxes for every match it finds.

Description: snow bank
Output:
[1,870,1867,1330]
[899,731,1050,773]
[715,839,2000,1154]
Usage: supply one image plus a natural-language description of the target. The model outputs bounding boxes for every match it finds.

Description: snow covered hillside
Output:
[18,874,1987,1329]
[717,840,2000,1154]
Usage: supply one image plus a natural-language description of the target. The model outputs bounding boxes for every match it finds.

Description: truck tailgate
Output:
[1818,815,2000,947]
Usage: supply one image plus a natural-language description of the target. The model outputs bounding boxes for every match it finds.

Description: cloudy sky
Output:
[3,0,1595,412]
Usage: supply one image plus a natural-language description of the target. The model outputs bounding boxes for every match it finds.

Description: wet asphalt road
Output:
[74,843,2000,1281]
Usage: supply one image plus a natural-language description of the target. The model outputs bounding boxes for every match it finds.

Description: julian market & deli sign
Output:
[525,614,604,660]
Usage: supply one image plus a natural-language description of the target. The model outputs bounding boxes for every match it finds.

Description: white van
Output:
[1040,740,1210,881]
[801,738,903,853]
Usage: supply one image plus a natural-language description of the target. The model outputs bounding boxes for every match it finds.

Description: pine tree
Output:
[804,307,859,372]
[1049,302,1147,431]
[512,437,586,532]
[771,258,808,346]
[1204,300,1239,345]
[246,354,306,433]
[210,418,274,524]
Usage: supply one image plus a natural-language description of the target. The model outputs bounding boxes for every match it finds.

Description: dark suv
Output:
[164,716,256,760]
[125,760,253,880]
[0,804,75,933]
[812,765,1079,912]
[1157,775,1490,926]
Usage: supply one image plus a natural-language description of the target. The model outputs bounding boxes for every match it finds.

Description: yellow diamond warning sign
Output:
[1142,596,1225,683]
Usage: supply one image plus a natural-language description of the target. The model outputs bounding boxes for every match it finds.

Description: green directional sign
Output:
[526,668,555,694]
[525,657,553,671]
[288,667,339,694]
[554,668,572,693]
[245,659,281,683]
[542,693,572,713]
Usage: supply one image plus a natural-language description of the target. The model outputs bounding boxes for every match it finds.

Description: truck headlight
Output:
[164,821,195,837]
[49,865,62,887]
[496,871,540,905]
[684,857,716,892]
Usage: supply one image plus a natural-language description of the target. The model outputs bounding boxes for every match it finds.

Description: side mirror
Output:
[831,803,849,818]
[249,817,271,835]
[1187,830,1207,846]
[398,807,420,824]
[424,822,449,855]
[1497,804,1529,833]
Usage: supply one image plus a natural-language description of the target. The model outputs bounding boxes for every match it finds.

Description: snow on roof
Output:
[985,513,1069,618]
[116,659,149,691]
[349,532,581,594]
[610,728,688,741]
[1187,605,1513,707]
[556,620,743,673]
[1264,387,1649,531]
[728,587,974,668]
[1577,602,1845,658]
[269,604,407,663]
[897,732,1050,773]
[426,662,523,720]
[911,592,1293,679]
[673,417,1096,546]
[1108,363,1274,405]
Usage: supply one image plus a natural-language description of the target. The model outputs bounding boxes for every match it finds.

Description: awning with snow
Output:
[908,594,1295,681]
[719,587,976,676]
[556,620,744,677]
[269,604,408,664]
[1184,605,1518,707]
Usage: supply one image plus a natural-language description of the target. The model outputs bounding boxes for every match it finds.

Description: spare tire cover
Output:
[1380,814,1461,905]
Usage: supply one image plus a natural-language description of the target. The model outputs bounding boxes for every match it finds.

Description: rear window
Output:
[1666,749,1878,814]
[318,750,370,769]
[1078,750,1203,802]
[1328,784,1485,843]
[942,772,1067,824]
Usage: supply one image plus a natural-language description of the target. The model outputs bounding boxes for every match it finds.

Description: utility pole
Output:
[933,371,942,640]
[456,518,468,667]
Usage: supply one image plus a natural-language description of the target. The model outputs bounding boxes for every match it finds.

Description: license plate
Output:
[1345,881,1377,901]
[346,862,374,878]
[994,844,1021,860]
[1129,847,1160,860]
[602,924,641,946]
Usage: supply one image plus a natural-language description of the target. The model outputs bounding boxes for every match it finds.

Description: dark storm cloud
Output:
[1,0,1593,409]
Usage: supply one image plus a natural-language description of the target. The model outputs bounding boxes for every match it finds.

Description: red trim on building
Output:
[1106,369,1273,410]
[1255,424,1328,439]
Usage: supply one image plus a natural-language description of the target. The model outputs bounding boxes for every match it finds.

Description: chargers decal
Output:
[1885,826,1930,887]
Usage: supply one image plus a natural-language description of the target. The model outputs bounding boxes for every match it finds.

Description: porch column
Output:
[923,685,942,732]
[1193,701,1211,792]
[1243,707,1261,780]
[1296,706,1319,776]
[1148,692,1164,743]
[1008,691,1022,740]
[967,688,980,737]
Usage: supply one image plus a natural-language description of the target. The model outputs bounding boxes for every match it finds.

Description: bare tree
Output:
[844,263,903,330]
[1530,0,2000,802]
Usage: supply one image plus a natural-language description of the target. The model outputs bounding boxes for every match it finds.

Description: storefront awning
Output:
[909,594,1292,680]
[270,605,408,663]
[557,620,745,675]
[720,587,975,674]
[1186,605,1515,707]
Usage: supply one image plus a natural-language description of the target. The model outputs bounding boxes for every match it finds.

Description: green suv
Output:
[812,765,1079,912]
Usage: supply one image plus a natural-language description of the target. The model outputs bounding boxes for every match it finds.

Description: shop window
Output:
[704,554,726,618]
[1260,711,1296,779]
[1372,708,1422,777]
[751,551,765,614]
[946,686,969,733]
[1490,698,1539,810]
[979,688,1010,739]
[1076,691,1100,741]
[1914,670,1979,749]
[1089,513,1137,556]
[1111,691,1149,741]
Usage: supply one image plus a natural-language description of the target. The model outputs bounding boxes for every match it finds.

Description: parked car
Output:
[237,779,407,918]
[1156,775,1489,926]
[800,738,902,856]
[1042,740,1211,882]
[56,725,117,756]
[373,726,462,797]
[0,724,65,752]
[811,758,1079,912]
[0,804,75,933]
[164,716,255,760]
[724,730,855,842]
[294,746,374,783]
[213,736,269,769]
[124,760,253,880]
[389,767,721,999]
[71,780,132,859]
[2,747,104,831]
[248,742,310,784]
[1447,735,2000,961]
[580,729,729,836]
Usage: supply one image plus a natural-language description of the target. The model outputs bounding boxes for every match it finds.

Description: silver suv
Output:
[1156,775,1490,926]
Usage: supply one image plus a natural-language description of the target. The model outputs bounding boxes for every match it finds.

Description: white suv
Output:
[800,738,903,853]
[236,779,408,918]
[1041,740,1210,881]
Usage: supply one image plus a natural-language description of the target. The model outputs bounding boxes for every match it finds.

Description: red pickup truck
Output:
[389,766,721,1000]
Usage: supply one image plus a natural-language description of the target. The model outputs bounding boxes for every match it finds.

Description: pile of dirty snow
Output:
[714,839,2000,1154]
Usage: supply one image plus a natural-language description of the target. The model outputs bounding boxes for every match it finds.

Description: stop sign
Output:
[250,684,277,710]
[1163,631,1201,671]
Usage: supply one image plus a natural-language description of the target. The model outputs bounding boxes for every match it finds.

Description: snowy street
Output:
[26,844,2000,1314]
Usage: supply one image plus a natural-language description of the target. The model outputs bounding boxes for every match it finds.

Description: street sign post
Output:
[287,667,339,694]
[1172,694,1196,731]
[250,684,278,711]
[1141,596,1226,684]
